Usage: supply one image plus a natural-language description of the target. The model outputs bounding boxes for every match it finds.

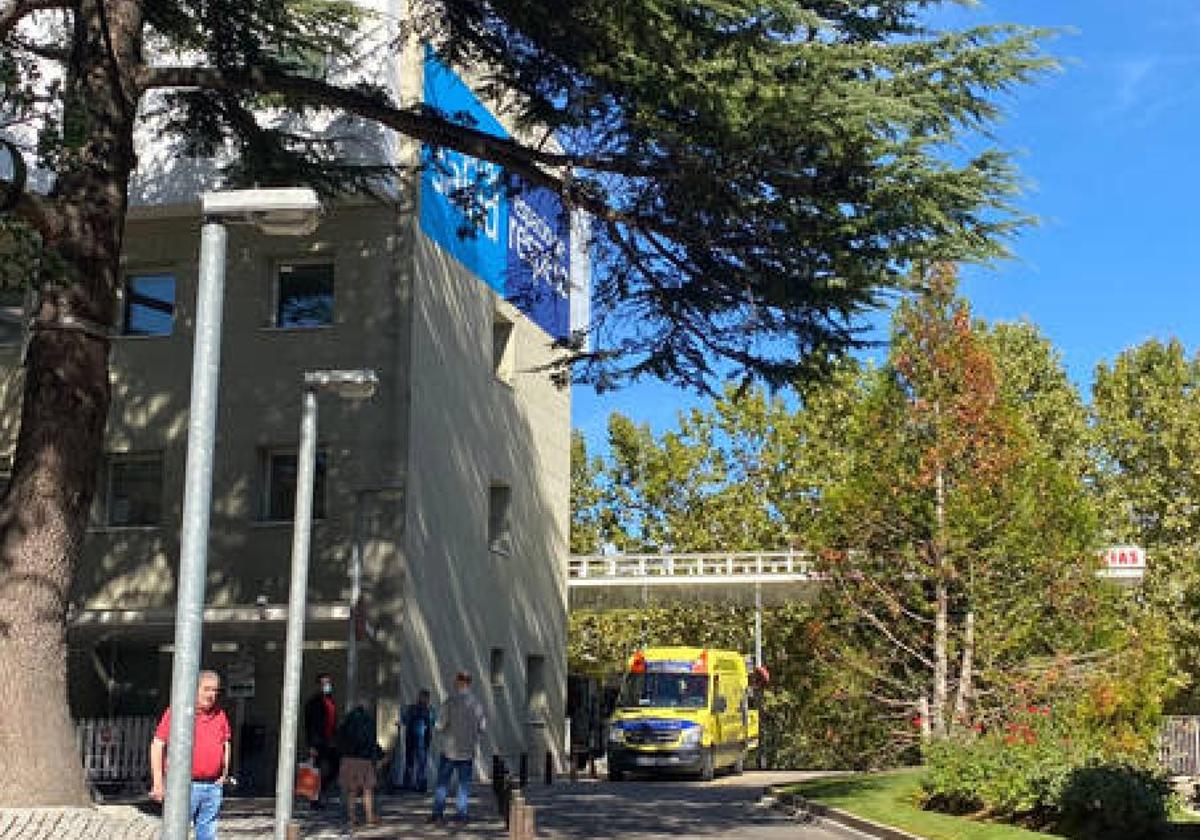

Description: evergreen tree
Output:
[804,266,1104,741]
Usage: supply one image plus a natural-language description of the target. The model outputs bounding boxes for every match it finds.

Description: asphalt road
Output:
[519,770,850,840]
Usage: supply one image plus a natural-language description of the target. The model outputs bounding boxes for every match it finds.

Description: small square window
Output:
[276,262,334,328]
[262,448,327,521]
[490,647,505,689]
[488,483,511,556]
[106,453,163,526]
[124,273,175,336]
[493,314,514,384]
[526,654,547,720]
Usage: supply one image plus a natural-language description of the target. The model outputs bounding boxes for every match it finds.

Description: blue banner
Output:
[420,49,572,338]
[506,179,570,338]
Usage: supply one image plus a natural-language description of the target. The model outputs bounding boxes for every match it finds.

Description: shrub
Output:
[921,706,1171,837]
[1055,764,1170,840]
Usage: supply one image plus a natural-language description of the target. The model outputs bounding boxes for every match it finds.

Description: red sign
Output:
[1103,546,1146,570]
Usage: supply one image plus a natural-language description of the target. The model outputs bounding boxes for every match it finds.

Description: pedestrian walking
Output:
[337,699,383,828]
[148,670,231,840]
[303,672,340,809]
[400,689,434,792]
[430,671,486,824]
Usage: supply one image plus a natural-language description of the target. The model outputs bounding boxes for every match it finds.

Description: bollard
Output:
[519,752,529,788]
[509,791,526,840]
[494,754,511,824]
[544,750,553,785]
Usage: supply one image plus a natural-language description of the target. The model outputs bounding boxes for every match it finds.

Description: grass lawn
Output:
[787,768,1200,840]
[784,769,1062,840]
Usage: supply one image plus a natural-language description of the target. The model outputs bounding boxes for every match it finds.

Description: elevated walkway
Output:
[567,551,820,609]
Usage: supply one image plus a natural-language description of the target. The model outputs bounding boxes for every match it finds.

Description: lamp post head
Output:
[200,188,321,236]
[304,369,379,401]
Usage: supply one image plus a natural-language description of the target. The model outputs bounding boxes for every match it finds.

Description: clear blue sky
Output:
[573,0,1200,450]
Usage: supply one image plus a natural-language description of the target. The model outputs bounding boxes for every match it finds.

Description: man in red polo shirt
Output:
[149,670,231,840]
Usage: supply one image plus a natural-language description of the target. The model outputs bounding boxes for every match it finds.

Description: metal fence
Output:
[76,716,157,789]
[1161,716,1200,776]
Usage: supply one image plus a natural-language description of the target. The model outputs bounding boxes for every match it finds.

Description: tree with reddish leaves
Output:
[815,264,1102,741]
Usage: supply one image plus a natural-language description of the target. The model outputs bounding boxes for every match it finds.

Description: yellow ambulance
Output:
[606,646,759,781]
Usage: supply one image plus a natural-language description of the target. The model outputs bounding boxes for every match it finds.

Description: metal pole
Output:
[163,220,227,840]
[754,582,762,668]
[274,387,319,840]
[347,490,366,712]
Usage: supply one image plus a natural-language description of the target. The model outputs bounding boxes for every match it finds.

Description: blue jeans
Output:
[189,781,223,840]
[431,755,472,818]
[405,741,429,791]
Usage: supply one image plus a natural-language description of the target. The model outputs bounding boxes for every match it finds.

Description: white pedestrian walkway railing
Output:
[567,551,815,587]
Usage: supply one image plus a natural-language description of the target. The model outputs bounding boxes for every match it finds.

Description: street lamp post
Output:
[274,369,379,840]
[163,188,320,840]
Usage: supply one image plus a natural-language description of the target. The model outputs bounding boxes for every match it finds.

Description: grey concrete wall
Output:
[400,229,569,774]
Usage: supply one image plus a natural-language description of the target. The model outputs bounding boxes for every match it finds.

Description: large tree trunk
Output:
[0,0,141,806]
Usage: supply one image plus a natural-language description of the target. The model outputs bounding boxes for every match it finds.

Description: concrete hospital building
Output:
[0,21,583,793]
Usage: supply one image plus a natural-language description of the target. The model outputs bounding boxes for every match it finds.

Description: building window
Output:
[123,272,175,336]
[106,453,164,527]
[488,483,511,556]
[492,313,515,384]
[490,647,505,690]
[275,262,334,328]
[261,448,327,521]
[526,654,547,720]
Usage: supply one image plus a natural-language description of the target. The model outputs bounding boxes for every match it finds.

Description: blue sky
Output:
[572,0,1200,450]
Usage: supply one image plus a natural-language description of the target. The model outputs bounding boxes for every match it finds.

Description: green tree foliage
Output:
[816,267,1110,746]
[1092,339,1200,711]
[570,430,609,554]
[588,385,835,552]
[0,0,1053,804]
[571,270,1131,766]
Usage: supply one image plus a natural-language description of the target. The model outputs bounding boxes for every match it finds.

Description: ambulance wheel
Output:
[608,766,624,782]
[700,748,715,782]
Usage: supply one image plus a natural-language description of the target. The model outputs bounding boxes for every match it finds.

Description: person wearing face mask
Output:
[303,673,341,809]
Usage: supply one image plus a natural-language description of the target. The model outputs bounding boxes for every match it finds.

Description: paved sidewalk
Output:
[218,790,507,838]
[1,790,507,839]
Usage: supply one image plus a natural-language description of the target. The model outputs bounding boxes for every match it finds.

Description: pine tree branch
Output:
[836,575,935,670]
[0,0,73,42]
[7,35,69,62]
[0,136,59,240]
[863,573,935,625]
[137,64,670,229]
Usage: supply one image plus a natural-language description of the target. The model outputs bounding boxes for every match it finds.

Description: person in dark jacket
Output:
[401,689,434,792]
[338,700,382,828]
[303,673,340,808]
